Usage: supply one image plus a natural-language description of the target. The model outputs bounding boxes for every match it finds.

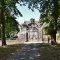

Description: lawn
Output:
[37,43,60,60]
[0,44,24,60]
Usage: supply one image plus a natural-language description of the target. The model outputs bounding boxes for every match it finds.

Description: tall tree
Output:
[5,16,20,38]
[0,0,6,45]
[39,0,59,43]
[0,0,23,46]
[22,0,60,43]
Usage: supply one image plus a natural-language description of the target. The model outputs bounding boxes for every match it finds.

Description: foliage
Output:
[0,16,20,38]
[22,0,60,42]
[5,16,20,38]
[57,16,60,32]
[0,0,24,45]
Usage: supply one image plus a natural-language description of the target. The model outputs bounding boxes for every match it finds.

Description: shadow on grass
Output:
[0,44,25,60]
[37,43,60,60]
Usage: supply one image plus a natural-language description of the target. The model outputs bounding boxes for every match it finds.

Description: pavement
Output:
[6,43,40,60]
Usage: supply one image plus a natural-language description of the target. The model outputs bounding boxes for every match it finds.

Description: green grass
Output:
[37,43,60,60]
[0,44,24,60]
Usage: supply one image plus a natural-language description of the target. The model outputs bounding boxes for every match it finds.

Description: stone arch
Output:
[28,21,39,41]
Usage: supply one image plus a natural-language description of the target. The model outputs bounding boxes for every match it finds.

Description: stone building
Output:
[18,18,42,41]
[18,18,48,42]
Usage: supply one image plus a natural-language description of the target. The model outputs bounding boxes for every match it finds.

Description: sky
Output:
[16,4,40,24]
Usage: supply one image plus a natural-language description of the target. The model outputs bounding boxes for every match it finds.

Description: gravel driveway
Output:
[6,43,40,60]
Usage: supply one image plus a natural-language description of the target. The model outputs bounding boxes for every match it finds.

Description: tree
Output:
[0,0,23,46]
[22,0,60,43]
[0,0,6,45]
[57,16,60,32]
[38,0,59,43]
[39,14,54,41]
[0,15,20,38]
[5,16,20,38]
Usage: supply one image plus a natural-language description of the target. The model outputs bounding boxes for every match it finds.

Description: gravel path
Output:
[6,43,40,60]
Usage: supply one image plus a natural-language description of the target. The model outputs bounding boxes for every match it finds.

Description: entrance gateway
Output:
[18,18,43,42]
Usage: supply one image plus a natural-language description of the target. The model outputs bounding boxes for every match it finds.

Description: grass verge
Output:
[0,44,24,60]
[37,43,60,60]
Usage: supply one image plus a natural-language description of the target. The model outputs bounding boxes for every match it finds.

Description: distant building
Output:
[18,18,48,41]
[18,18,41,41]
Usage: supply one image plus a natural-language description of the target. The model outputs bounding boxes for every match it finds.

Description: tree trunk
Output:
[51,0,58,44]
[1,0,6,46]
[26,27,28,42]
[51,31,56,44]
[26,32,28,42]
[51,18,57,44]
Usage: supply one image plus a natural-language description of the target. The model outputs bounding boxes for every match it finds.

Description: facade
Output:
[18,18,48,42]
[18,18,41,41]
